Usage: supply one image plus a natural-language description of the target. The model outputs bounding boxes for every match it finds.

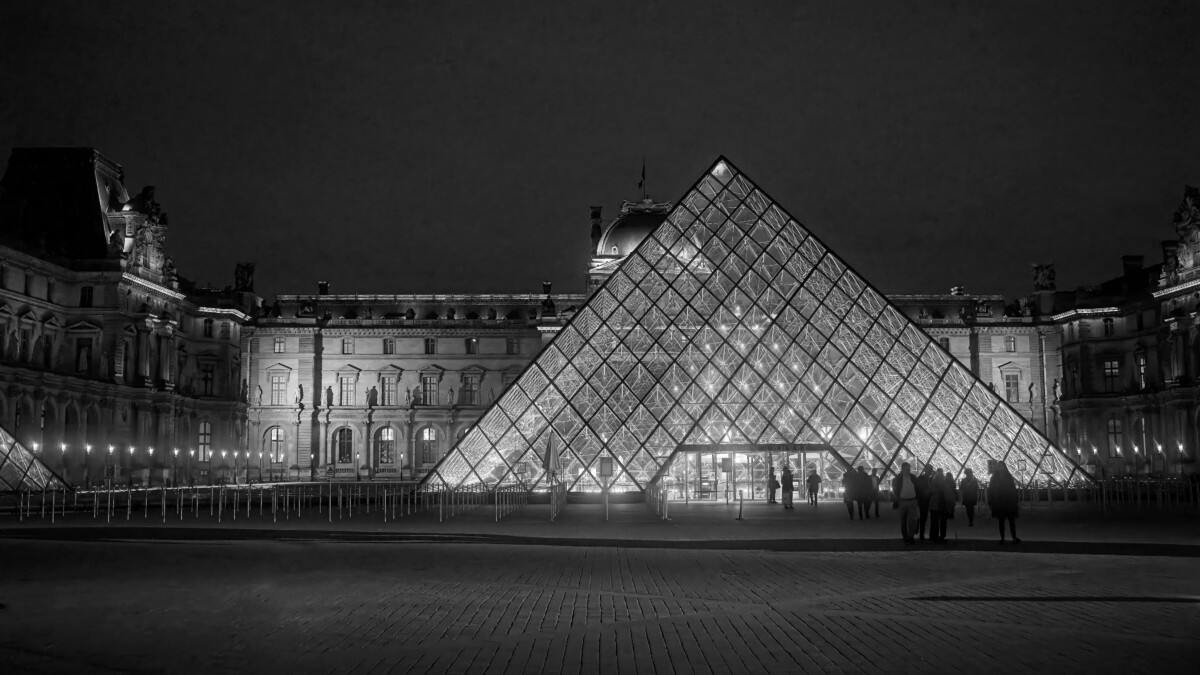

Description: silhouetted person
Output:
[891,462,919,544]
[989,461,1021,544]
[855,466,872,519]
[781,466,795,510]
[928,468,956,543]
[870,467,882,517]
[767,468,779,505]
[806,469,821,506]
[842,471,856,519]
[959,468,979,526]
[915,465,933,541]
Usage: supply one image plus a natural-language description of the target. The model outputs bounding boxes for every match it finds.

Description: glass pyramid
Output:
[0,423,69,492]
[424,158,1089,492]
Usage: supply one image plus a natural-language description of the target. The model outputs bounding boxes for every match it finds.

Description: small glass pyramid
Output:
[0,424,69,491]
[424,158,1089,492]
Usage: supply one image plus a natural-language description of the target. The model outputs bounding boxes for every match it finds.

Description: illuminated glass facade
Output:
[427,159,1090,491]
[0,424,68,491]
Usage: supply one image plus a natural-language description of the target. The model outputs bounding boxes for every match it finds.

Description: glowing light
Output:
[60,443,66,452]
[85,444,92,454]
[173,448,179,456]
[128,446,134,455]
[32,443,38,453]
[149,447,154,456]
[108,445,114,455]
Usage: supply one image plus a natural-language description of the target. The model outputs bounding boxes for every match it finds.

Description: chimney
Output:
[589,206,604,253]
[318,281,330,295]
[1122,254,1144,278]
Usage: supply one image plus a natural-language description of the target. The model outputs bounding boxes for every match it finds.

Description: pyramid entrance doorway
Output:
[655,443,853,503]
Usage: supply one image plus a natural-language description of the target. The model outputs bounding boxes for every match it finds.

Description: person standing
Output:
[959,468,979,526]
[870,467,882,517]
[927,468,950,543]
[781,466,795,510]
[914,465,933,541]
[842,471,856,519]
[806,469,821,506]
[891,462,919,544]
[767,468,779,505]
[855,466,872,519]
[989,461,1021,544]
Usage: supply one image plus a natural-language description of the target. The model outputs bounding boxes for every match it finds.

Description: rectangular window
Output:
[1136,354,1147,390]
[506,338,519,355]
[270,374,287,406]
[424,338,437,355]
[201,363,215,396]
[463,374,480,406]
[381,376,397,406]
[342,338,353,355]
[1103,359,1120,393]
[273,337,285,353]
[1102,318,1114,337]
[383,338,395,355]
[198,421,212,461]
[1003,373,1020,403]
[1004,336,1016,352]
[79,286,93,308]
[220,322,231,340]
[1107,418,1123,458]
[465,337,479,354]
[339,376,355,406]
[203,319,214,338]
[937,337,950,351]
[421,375,438,406]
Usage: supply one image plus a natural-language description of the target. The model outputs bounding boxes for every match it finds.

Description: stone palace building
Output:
[0,147,1194,488]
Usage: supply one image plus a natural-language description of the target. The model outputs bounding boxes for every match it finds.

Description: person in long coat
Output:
[914,465,933,540]
[959,468,979,526]
[842,471,856,519]
[767,468,779,505]
[855,466,872,519]
[988,461,1021,544]
[927,468,947,542]
[780,466,795,510]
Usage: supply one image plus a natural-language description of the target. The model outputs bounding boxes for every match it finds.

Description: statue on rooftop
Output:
[1032,263,1056,291]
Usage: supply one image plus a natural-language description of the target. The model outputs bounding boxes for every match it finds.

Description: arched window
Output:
[334,428,353,464]
[375,427,395,464]
[265,427,284,463]
[420,426,438,463]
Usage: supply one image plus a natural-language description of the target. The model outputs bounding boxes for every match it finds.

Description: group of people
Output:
[890,461,1021,545]
[841,466,882,519]
[767,467,826,509]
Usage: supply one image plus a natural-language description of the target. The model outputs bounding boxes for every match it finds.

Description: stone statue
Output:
[240,379,249,402]
[295,384,304,406]
[489,388,495,404]
[448,387,455,405]
[325,386,333,407]
[123,186,160,217]
[487,308,497,320]
[405,388,411,405]
[107,230,124,258]
[255,385,263,405]
[163,256,177,285]
[975,299,991,317]
[234,262,255,292]
[1027,381,1035,403]
[1053,378,1062,402]
[100,350,109,379]
[412,386,421,405]
[367,386,378,407]
[918,307,929,320]
[1032,263,1056,291]
[1173,185,1200,235]
[363,306,373,320]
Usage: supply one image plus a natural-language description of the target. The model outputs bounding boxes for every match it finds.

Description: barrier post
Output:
[736,489,744,521]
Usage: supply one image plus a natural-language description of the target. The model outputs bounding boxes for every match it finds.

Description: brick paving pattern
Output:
[1,539,1197,674]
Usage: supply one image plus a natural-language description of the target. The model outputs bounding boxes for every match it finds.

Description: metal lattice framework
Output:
[0,424,69,492]
[424,158,1090,492]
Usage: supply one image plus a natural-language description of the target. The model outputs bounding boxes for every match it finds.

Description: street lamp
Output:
[172,448,179,487]
[85,444,92,488]
[148,447,154,485]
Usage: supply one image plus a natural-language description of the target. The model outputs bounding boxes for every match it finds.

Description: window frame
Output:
[1004,336,1016,353]
[465,337,479,354]
[382,338,395,355]
[420,426,438,463]
[202,319,214,338]
[1103,358,1120,393]
[1102,318,1115,337]
[424,338,437,355]
[198,421,212,461]
[421,375,438,406]
[1106,417,1123,458]
[270,374,287,406]
[1003,372,1020,403]
[342,337,354,355]
[339,376,356,406]
[273,337,285,353]
[334,427,353,464]
[266,427,284,463]
[376,427,396,464]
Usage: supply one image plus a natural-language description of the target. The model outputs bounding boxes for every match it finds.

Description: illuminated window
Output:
[1003,373,1020,403]
[334,428,353,464]
[203,319,214,338]
[266,427,284,462]
[1106,417,1122,458]
[339,376,355,406]
[383,338,395,355]
[270,374,287,405]
[198,421,212,461]
[1103,359,1120,393]
[465,337,478,354]
[1004,336,1016,352]
[381,376,396,406]
[420,426,438,463]
[1136,353,1147,390]
[424,338,437,355]
[342,338,353,354]
[273,337,285,353]
[1102,318,1114,337]
[79,286,93,308]
[422,375,438,405]
[375,427,395,464]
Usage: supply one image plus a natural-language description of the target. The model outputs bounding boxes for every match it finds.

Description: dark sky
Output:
[3,1,1199,300]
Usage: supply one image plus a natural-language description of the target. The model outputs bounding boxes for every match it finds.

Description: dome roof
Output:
[596,198,672,257]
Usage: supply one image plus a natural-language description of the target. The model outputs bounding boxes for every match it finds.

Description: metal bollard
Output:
[736,489,744,520]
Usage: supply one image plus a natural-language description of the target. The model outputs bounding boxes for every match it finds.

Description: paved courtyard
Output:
[1,533,1197,674]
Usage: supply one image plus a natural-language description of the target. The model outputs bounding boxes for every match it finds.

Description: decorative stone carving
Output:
[234,262,255,292]
[1032,263,1056,291]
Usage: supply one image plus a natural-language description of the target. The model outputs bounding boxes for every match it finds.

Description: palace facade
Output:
[1,147,1193,488]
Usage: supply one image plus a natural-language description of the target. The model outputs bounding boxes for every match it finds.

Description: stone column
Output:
[137,326,151,386]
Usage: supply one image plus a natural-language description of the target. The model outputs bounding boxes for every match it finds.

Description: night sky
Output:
[3,1,1199,301]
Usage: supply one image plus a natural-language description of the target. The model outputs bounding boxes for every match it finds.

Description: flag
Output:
[637,157,645,191]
